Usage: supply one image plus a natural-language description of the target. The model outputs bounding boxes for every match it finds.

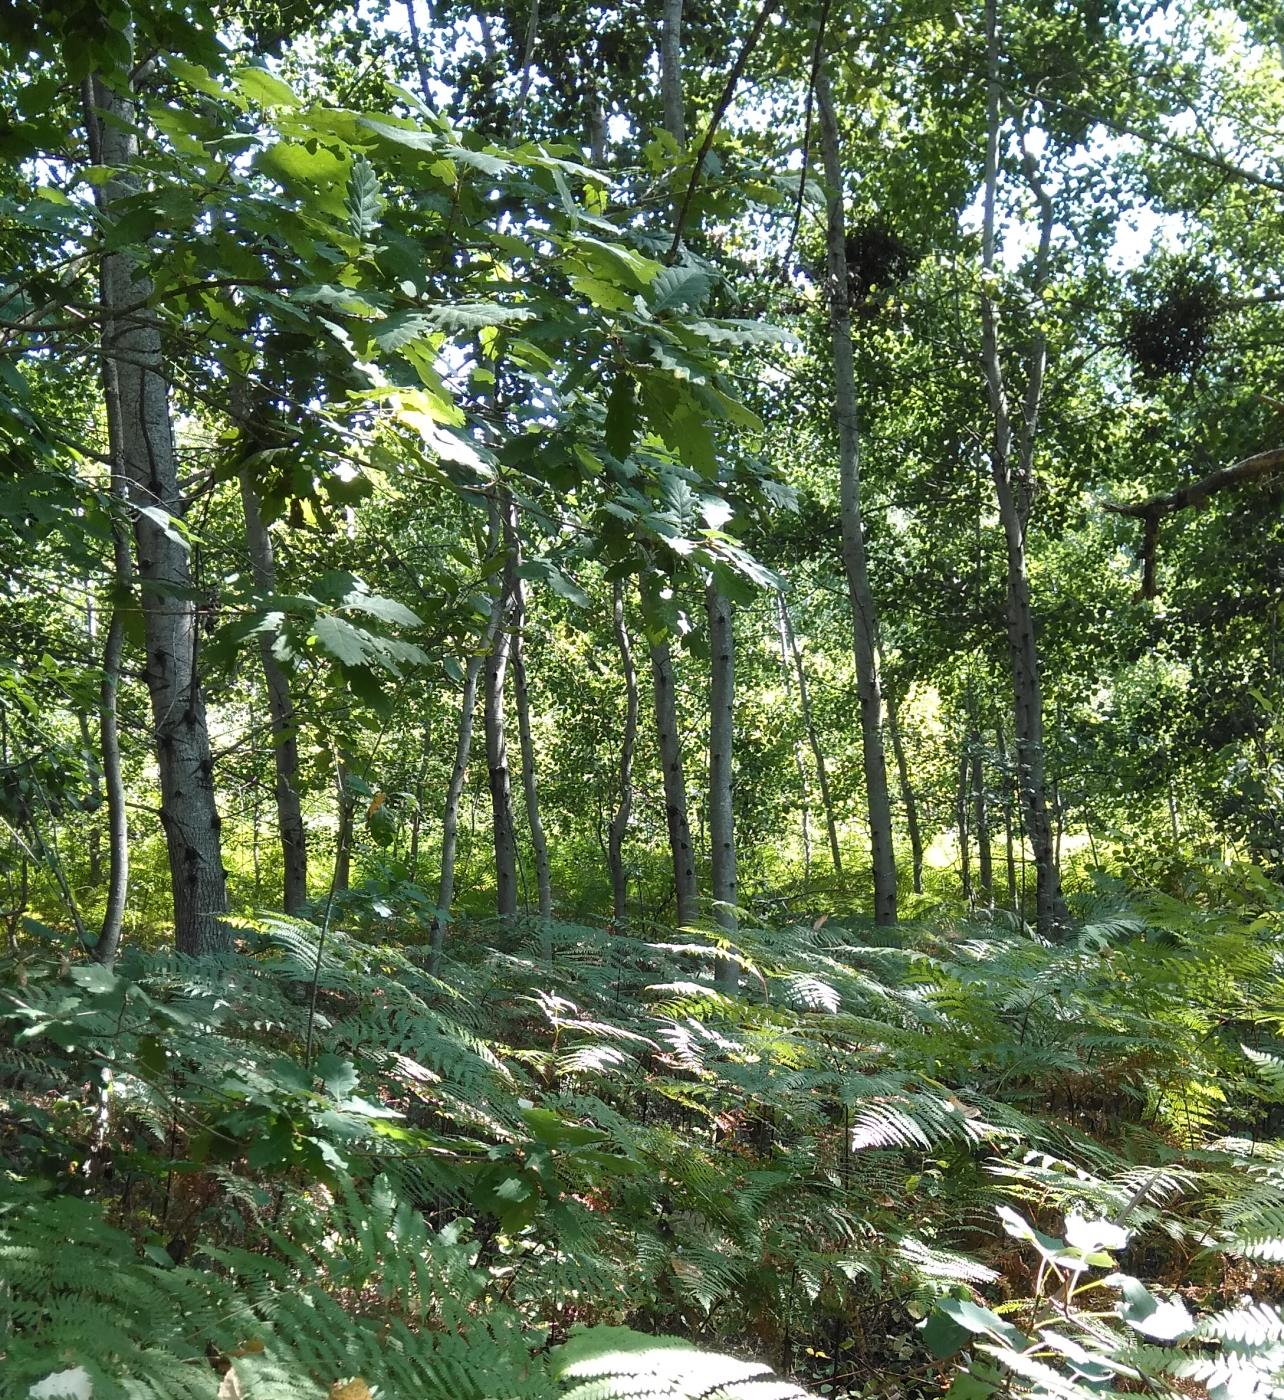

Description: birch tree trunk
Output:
[608,580,639,921]
[233,381,308,914]
[816,62,897,924]
[89,71,229,956]
[660,0,686,145]
[504,496,552,918]
[707,581,739,992]
[978,0,1068,939]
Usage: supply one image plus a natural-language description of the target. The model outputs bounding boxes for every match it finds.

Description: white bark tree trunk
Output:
[90,71,229,956]
[816,62,898,925]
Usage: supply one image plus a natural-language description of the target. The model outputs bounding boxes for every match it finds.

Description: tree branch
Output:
[1106,446,1284,597]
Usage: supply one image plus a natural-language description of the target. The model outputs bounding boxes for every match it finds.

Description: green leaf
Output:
[340,591,423,627]
[936,1297,1029,1351]
[316,1053,359,1101]
[69,964,119,995]
[651,265,712,313]
[344,155,382,241]
[311,615,371,667]
[236,66,302,109]
[517,559,590,608]
[922,1307,972,1359]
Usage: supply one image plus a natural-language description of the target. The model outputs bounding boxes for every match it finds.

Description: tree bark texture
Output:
[90,72,229,956]
[660,0,686,146]
[816,62,897,924]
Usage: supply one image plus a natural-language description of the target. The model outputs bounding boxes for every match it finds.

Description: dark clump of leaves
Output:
[846,218,918,312]
[1124,259,1222,377]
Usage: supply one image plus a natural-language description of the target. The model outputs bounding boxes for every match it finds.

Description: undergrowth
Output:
[2,865,1284,1399]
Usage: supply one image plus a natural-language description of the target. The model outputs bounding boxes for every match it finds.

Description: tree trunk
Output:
[649,632,700,927]
[234,384,308,915]
[816,63,897,924]
[978,0,1067,939]
[608,580,639,921]
[660,0,686,145]
[884,676,923,895]
[707,581,739,993]
[89,72,229,956]
[504,496,551,919]
[777,591,842,876]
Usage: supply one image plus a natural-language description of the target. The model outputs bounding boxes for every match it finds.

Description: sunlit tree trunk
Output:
[816,61,897,924]
[88,70,229,956]
[608,581,639,920]
[978,0,1068,938]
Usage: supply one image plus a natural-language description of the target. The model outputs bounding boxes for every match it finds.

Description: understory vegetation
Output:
[5,872,1284,1397]
[3,0,1284,1396]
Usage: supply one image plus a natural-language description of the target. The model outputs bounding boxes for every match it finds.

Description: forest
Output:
[2,0,1284,1396]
